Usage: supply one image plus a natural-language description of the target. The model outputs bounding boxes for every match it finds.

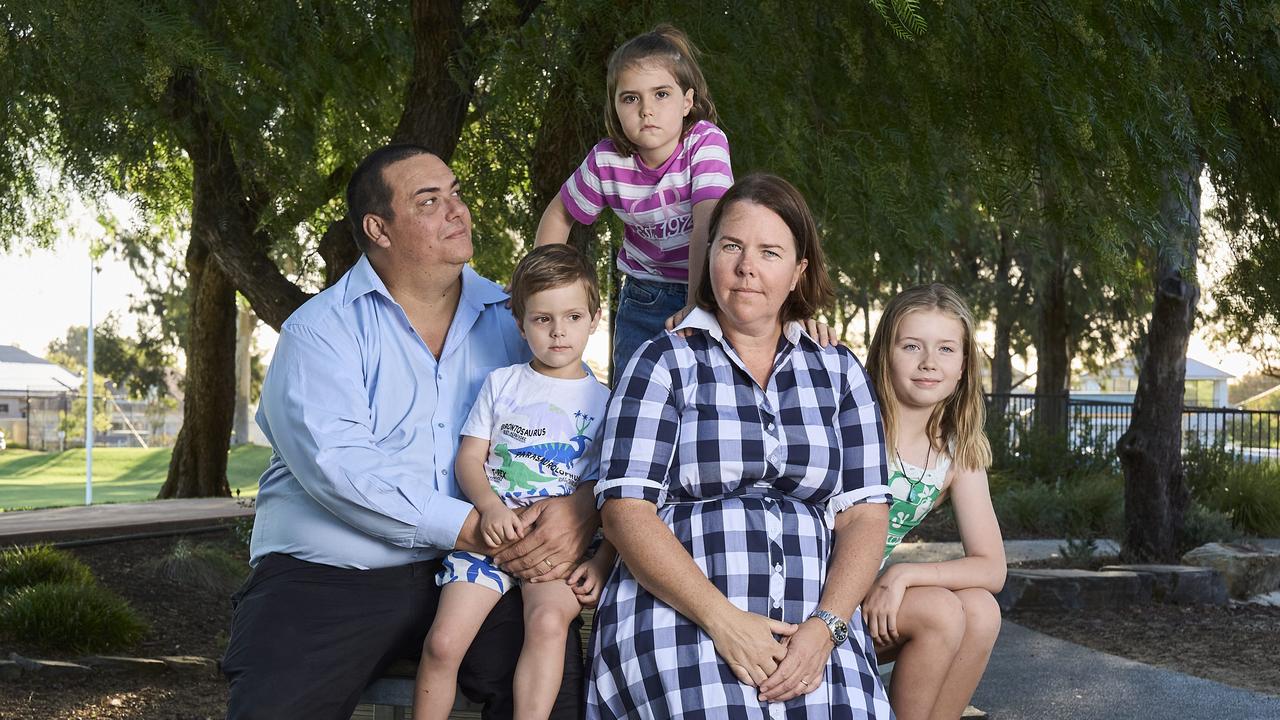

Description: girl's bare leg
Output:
[876,586,966,720]
[414,583,503,720]
[514,580,582,720]
[925,588,1001,720]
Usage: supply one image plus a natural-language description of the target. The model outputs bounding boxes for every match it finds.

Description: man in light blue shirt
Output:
[223,145,598,720]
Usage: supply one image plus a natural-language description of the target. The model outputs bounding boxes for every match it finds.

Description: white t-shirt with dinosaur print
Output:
[461,361,611,508]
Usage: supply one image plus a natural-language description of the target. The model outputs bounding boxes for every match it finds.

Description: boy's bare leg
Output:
[415,582,503,720]
[514,580,583,720]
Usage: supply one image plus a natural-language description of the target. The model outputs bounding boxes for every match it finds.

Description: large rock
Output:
[1099,564,1228,606]
[1181,542,1280,599]
[996,569,1149,612]
[158,655,220,678]
[81,655,168,674]
[8,656,91,676]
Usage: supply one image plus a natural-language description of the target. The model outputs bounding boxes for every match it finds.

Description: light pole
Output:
[85,246,96,505]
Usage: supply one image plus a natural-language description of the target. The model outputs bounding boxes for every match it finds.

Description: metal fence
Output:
[986,393,1280,462]
[0,391,182,451]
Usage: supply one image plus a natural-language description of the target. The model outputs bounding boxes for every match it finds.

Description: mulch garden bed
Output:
[4,530,1278,718]
[1010,603,1280,697]
[3,532,243,720]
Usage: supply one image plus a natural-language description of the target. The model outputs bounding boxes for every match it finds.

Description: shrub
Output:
[0,545,95,594]
[149,538,247,593]
[0,582,147,653]
[1206,462,1280,537]
[1178,502,1241,555]
[1060,473,1124,538]
[993,482,1063,536]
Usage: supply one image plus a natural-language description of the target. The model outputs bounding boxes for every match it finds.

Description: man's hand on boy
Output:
[495,488,597,582]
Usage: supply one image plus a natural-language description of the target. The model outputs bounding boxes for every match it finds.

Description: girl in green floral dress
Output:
[861,284,1006,720]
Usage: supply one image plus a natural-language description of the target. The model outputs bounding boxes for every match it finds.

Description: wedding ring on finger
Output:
[543,558,554,568]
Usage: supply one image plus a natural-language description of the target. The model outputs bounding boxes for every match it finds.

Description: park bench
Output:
[351,609,596,720]
[350,610,982,719]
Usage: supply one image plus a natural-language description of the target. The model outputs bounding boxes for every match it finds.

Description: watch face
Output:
[832,621,849,644]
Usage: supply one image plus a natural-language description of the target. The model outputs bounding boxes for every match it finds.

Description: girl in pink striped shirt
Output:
[535,25,734,375]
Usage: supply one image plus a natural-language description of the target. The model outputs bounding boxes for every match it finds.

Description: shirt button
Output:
[767,423,776,432]
[440,469,448,476]
[774,563,783,572]
[437,422,445,428]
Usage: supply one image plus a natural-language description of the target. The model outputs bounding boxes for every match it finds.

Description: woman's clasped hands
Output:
[705,607,831,702]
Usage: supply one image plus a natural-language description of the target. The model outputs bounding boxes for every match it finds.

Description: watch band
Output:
[809,609,849,644]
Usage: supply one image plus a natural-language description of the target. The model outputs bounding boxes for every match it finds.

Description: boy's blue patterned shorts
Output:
[436,550,514,595]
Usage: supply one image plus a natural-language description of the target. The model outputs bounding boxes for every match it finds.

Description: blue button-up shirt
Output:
[250,256,530,569]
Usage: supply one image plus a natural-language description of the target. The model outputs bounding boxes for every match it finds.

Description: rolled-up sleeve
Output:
[262,324,472,550]
[596,341,680,506]
[828,353,891,514]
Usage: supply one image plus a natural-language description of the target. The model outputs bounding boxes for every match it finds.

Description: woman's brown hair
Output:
[693,173,834,324]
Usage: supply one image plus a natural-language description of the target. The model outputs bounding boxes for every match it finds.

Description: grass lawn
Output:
[0,445,272,511]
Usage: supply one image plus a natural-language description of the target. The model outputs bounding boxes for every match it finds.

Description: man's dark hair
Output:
[346,144,434,251]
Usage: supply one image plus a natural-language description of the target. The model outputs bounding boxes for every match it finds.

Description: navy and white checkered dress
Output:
[587,310,893,719]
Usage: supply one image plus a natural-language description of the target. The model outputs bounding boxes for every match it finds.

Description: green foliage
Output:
[1183,442,1280,536]
[46,315,174,399]
[0,545,95,593]
[0,582,147,653]
[1178,502,1241,555]
[148,538,246,593]
[231,514,255,556]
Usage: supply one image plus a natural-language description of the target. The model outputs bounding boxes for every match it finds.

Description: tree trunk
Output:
[1032,238,1071,436]
[990,225,1017,422]
[159,71,261,497]
[528,23,611,260]
[314,0,500,293]
[1118,162,1202,562]
[159,232,237,498]
[232,304,255,445]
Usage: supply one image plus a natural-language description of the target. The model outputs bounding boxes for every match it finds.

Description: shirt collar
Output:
[674,306,818,350]
[342,254,510,309]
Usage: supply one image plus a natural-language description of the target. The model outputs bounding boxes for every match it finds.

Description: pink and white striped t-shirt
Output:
[559,120,733,283]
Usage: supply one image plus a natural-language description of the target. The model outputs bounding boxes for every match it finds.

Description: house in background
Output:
[0,344,82,448]
[1073,357,1232,408]
[1238,383,1280,411]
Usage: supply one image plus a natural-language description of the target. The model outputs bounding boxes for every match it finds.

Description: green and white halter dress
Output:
[882,450,952,563]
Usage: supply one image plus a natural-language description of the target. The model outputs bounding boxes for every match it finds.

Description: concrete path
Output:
[973,621,1280,719]
[0,497,253,545]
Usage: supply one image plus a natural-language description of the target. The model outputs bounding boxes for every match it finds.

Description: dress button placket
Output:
[766,501,785,621]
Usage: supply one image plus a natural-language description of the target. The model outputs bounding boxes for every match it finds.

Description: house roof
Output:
[0,345,82,394]
[1185,357,1233,380]
[1078,356,1233,383]
[1239,382,1280,409]
[0,345,53,365]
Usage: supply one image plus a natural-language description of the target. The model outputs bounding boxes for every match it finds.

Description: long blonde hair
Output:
[866,284,992,471]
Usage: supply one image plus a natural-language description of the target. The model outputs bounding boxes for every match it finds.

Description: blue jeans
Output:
[613,277,687,381]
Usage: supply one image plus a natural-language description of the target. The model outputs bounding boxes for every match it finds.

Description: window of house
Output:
[0,403,9,413]
[1184,380,1215,407]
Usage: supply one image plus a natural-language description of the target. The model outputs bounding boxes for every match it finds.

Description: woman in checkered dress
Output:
[587,174,894,719]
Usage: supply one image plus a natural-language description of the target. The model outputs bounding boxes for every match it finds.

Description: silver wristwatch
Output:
[810,609,849,645]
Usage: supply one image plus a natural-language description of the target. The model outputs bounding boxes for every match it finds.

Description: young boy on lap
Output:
[414,244,615,720]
